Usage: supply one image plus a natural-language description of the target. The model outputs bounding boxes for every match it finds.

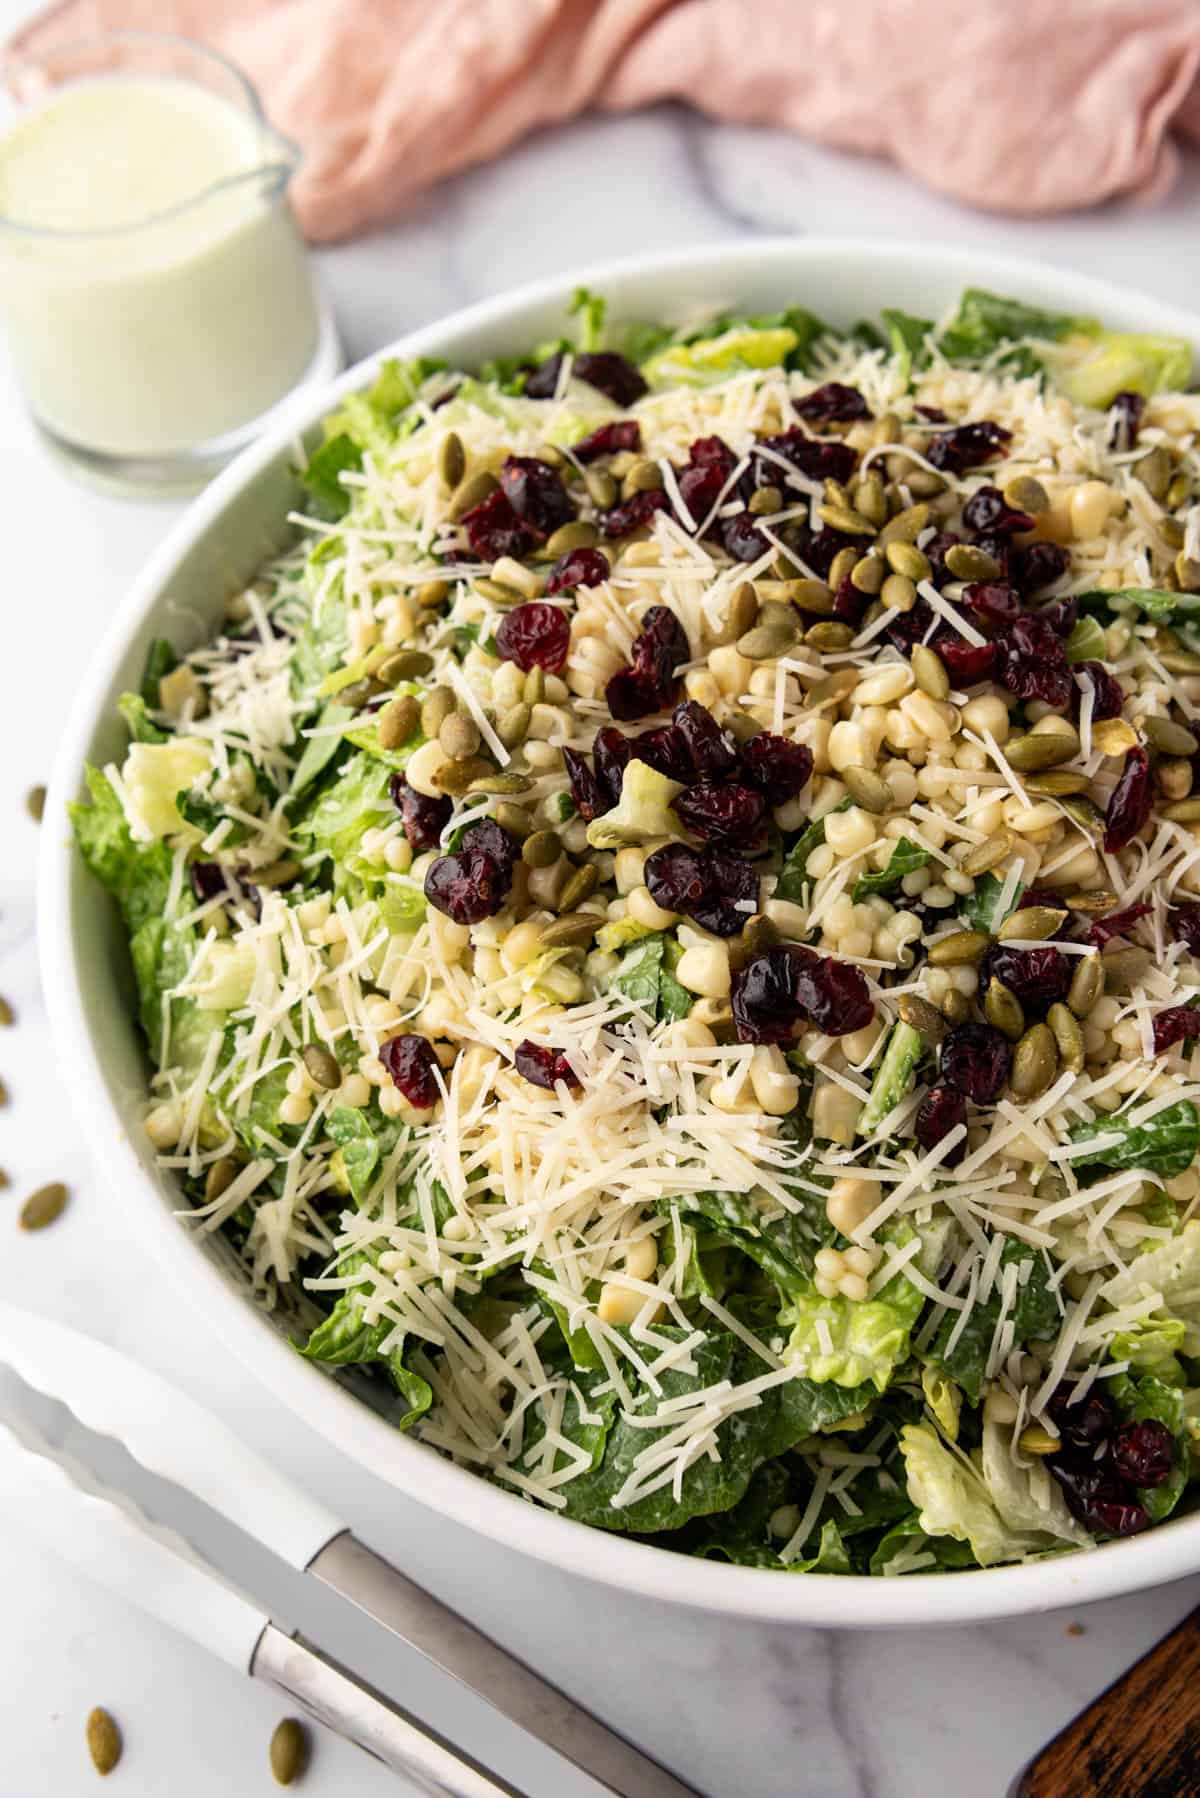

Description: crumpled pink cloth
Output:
[10,0,1200,242]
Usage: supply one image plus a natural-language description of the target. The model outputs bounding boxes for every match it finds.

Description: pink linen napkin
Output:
[9,0,1200,242]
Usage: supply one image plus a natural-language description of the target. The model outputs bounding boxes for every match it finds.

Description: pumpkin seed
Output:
[522,829,562,869]
[420,686,457,739]
[907,468,947,498]
[817,501,876,536]
[1003,475,1049,515]
[1005,733,1078,772]
[253,859,301,888]
[911,644,949,701]
[539,911,601,949]
[872,410,901,448]
[0,1170,8,1190]
[377,695,419,751]
[1062,888,1118,915]
[1144,714,1198,757]
[878,502,931,546]
[536,441,565,469]
[984,978,1025,1042]
[436,756,493,796]
[416,577,450,609]
[474,577,522,606]
[790,578,838,617]
[829,547,860,590]
[557,862,599,912]
[1067,953,1104,1017]
[1012,1023,1058,1099]
[1162,516,1186,552]
[962,832,1014,877]
[748,484,784,516]
[493,801,532,838]
[1167,472,1193,512]
[853,473,888,527]
[1017,1424,1060,1457]
[741,914,781,955]
[1103,945,1152,989]
[805,620,855,651]
[945,543,1002,582]
[204,1157,239,1204]
[378,648,433,682]
[26,784,46,823]
[1160,797,1200,822]
[269,1718,310,1787]
[843,766,892,814]
[928,929,992,966]
[584,468,618,510]
[622,458,662,499]
[885,541,931,583]
[339,676,386,711]
[738,618,798,660]
[496,702,531,749]
[895,993,946,1042]
[808,667,860,708]
[0,996,12,1027]
[520,670,545,709]
[725,708,764,743]
[87,1707,122,1777]
[1173,551,1200,593]
[999,905,1068,943]
[941,988,971,1024]
[849,553,887,595]
[437,430,466,490]
[1159,650,1200,675]
[439,711,482,760]
[466,769,533,796]
[1048,1002,1085,1074]
[546,520,600,557]
[1024,771,1091,796]
[881,573,916,613]
[1133,446,1171,502]
[302,1043,342,1091]
[20,1182,68,1232]
[1060,795,1105,831]
[449,469,497,519]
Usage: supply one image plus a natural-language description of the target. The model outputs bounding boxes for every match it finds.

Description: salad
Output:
[73,283,1200,1576]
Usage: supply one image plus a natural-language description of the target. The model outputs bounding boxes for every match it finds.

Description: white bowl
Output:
[41,238,1200,1627]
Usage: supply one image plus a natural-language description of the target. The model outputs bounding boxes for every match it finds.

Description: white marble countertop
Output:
[4,8,1200,1790]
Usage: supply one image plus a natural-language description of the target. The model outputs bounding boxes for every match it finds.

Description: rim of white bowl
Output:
[40,237,1200,1627]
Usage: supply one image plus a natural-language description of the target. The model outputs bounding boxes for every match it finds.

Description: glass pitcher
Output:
[0,29,340,493]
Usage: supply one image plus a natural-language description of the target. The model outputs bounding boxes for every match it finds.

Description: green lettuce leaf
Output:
[139,637,178,708]
[960,870,1025,933]
[1099,1221,1200,1355]
[288,702,353,800]
[776,797,853,903]
[900,1421,1087,1566]
[1109,1370,1192,1523]
[857,1022,925,1137]
[298,432,363,520]
[881,308,933,384]
[1068,1101,1200,1182]
[118,692,168,744]
[938,289,1089,367]
[609,932,692,1022]
[784,1225,927,1392]
[929,1238,1059,1404]
[852,837,931,902]
[302,1251,431,1429]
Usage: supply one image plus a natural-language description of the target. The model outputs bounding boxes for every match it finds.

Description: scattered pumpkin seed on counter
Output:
[66,278,1200,1573]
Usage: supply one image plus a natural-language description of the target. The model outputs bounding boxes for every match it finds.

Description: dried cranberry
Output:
[546,547,610,594]
[914,404,949,423]
[964,581,1021,633]
[606,606,690,721]
[831,574,868,627]
[802,525,860,582]
[914,1085,968,1160]
[573,351,648,407]
[1074,660,1125,722]
[459,818,519,875]
[792,955,874,1037]
[1170,903,1200,954]
[939,1022,1012,1104]
[1108,390,1145,453]
[1049,1461,1150,1537]
[754,428,858,489]
[645,843,712,914]
[996,613,1073,710]
[926,420,1012,473]
[962,484,1035,536]
[1045,1387,1114,1451]
[523,353,565,398]
[499,456,574,535]
[494,601,571,674]
[1112,1419,1174,1488]
[674,782,766,848]
[982,943,1071,1013]
[1037,594,1079,639]
[691,851,760,937]
[934,632,999,686]
[592,726,634,806]
[690,435,739,474]
[922,533,960,584]
[1153,1006,1200,1054]
[189,861,231,903]
[389,773,453,852]
[561,747,604,821]
[570,420,641,463]
[514,1040,579,1090]
[1088,902,1150,948]
[1013,541,1071,594]
[598,488,669,540]
[677,459,731,528]
[460,487,536,562]
[732,946,806,1044]
[630,722,692,782]
[721,510,770,562]
[1104,746,1153,854]
[884,596,936,654]
[424,850,508,924]
[673,700,739,778]
[794,382,870,423]
[379,1034,441,1109]
[739,733,814,807]
[971,533,1014,580]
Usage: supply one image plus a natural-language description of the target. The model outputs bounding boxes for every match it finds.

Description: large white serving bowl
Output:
[40,238,1200,1627]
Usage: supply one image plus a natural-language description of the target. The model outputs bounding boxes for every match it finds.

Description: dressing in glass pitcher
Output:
[0,30,340,491]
